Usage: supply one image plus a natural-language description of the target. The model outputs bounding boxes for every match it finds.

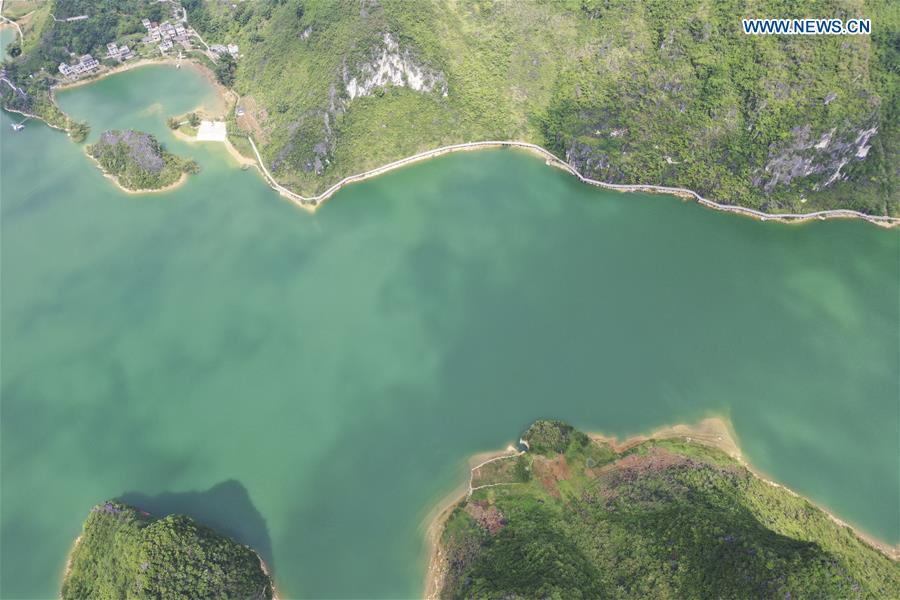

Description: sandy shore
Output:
[170,126,256,168]
[423,417,898,598]
[587,417,742,458]
[60,534,82,590]
[421,446,521,600]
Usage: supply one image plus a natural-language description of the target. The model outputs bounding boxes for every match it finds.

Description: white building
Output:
[107,43,133,61]
[58,54,100,78]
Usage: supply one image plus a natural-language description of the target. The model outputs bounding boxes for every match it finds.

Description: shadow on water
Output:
[118,480,274,569]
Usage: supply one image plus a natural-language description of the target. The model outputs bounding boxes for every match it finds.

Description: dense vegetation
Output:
[438,420,900,598]
[62,501,272,599]
[88,129,198,191]
[186,0,897,214]
[3,0,897,214]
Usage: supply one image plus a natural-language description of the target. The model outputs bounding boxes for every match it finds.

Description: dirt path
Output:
[421,446,520,600]
[0,0,24,41]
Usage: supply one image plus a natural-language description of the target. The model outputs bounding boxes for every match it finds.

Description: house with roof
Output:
[106,43,134,61]
[58,54,100,79]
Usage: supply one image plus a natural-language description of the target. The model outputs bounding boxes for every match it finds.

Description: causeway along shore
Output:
[247,137,900,228]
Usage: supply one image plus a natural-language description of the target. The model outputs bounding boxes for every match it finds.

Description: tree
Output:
[166,117,180,129]
[214,53,236,87]
[69,121,90,143]
[188,112,200,127]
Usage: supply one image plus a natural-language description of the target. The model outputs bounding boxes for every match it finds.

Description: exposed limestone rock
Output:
[565,142,625,184]
[854,127,877,159]
[343,33,447,102]
[752,121,880,193]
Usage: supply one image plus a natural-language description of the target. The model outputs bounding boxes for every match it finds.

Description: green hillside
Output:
[61,501,273,600]
[199,0,898,214]
[436,421,900,598]
[2,0,897,215]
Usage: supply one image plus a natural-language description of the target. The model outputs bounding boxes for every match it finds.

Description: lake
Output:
[1,64,897,598]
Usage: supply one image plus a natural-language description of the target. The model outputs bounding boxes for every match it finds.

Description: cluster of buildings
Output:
[49,0,239,82]
[210,44,239,58]
[58,55,100,79]
[105,43,135,62]
[141,18,190,54]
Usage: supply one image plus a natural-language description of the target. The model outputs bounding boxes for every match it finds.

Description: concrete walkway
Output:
[246,137,900,227]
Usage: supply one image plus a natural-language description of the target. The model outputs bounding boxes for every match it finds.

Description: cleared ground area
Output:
[196,120,227,142]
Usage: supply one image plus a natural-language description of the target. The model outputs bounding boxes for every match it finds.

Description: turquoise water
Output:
[0,28,14,56]
[2,65,898,598]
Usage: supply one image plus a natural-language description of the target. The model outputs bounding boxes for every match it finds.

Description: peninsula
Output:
[428,420,900,598]
[87,129,198,193]
[62,501,274,600]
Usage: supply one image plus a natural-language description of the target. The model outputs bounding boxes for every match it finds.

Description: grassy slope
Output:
[62,501,272,600]
[201,0,896,214]
[438,421,900,598]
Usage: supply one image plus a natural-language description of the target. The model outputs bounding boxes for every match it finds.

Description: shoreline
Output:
[423,416,898,598]
[84,149,190,195]
[0,2,24,42]
[421,446,521,600]
[2,104,68,133]
[170,126,256,167]
[246,137,899,228]
[591,418,897,560]
[6,57,897,227]
[60,534,82,592]
[52,59,234,119]
[255,551,280,600]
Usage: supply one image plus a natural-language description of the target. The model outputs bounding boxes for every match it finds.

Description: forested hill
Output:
[191,0,897,215]
[61,501,273,599]
[2,1,897,215]
[435,421,900,598]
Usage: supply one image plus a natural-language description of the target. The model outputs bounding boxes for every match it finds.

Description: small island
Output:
[429,420,900,599]
[87,130,198,192]
[62,501,273,600]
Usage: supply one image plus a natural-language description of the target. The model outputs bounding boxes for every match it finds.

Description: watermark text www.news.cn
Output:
[742,18,871,35]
